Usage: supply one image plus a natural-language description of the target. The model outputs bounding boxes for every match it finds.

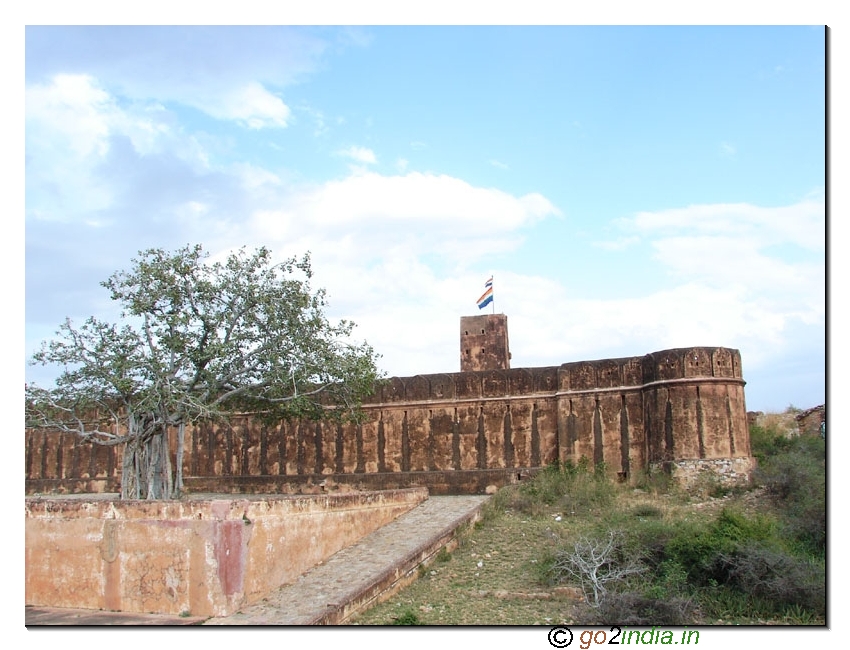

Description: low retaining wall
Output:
[25,488,428,617]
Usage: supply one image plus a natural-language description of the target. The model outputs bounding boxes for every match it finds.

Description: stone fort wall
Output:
[25,346,752,495]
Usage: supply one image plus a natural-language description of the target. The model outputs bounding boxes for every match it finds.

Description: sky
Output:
[22,22,826,414]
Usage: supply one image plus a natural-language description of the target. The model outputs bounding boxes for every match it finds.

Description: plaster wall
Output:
[25,488,428,617]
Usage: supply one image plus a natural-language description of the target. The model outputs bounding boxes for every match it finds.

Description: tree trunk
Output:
[175,422,185,497]
[120,422,175,499]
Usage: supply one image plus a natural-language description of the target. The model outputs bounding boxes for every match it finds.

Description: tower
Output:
[460,314,511,372]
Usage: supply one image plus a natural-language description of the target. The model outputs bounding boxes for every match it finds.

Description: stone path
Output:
[204,494,489,625]
[24,606,206,626]
[25,494,489,626]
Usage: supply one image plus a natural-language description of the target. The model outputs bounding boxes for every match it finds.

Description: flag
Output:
[476,276,494,309]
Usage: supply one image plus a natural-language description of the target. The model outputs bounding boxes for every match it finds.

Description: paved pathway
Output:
[25,494,489,626]
[24,606,205,626]
[204,494,489,625]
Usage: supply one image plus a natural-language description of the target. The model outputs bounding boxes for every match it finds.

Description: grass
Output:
[351,438,825,626]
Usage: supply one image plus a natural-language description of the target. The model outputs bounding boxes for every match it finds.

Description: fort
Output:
[25,313,754,496]
[25,313,755,618]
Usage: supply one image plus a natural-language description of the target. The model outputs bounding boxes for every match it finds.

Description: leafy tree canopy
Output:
[26,244,384,498]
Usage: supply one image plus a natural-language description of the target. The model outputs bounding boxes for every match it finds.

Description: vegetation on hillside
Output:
[354,408,826,626]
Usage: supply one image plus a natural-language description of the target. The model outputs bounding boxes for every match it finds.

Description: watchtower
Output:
[460,314,511,372]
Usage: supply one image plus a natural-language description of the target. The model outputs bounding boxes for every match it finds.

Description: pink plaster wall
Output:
[25,488,428,617]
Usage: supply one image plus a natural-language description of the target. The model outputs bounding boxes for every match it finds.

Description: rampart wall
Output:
[25,347,753,495]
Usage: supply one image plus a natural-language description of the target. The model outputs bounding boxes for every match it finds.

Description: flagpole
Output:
[490,275,496,315]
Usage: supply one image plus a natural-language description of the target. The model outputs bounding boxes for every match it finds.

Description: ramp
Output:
[204,494,489,625]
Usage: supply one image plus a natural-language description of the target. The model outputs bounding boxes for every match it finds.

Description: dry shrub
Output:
[594,591,697,626]
[716,543,825,617]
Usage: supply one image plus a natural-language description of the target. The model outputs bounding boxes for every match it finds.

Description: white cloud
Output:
[628,199,825,252]
[145,171,822,389]
[335,146,377,164]
[27,74,115,159]
[26,74,210,223]
[245,173,562,302]
[271,172,560,233]
[602,198,826,372]
[26,26,332,130]
[232,162,283,190]
[210,82,291,129]
[720,141,736,156]
[489,159,509,170]
[651,235,824,304]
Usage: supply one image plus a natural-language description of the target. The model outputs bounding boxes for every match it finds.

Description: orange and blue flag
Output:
[477,276,494,309]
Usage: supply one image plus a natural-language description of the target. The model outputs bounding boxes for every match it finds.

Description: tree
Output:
[550,530,647,607]
[26,244,383,499]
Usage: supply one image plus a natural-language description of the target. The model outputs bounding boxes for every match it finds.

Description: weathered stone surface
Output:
[460,314,511,372]
[26,332,752,494]
[25,488,428,617]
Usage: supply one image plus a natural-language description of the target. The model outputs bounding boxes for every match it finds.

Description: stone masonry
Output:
[25,315,754,495]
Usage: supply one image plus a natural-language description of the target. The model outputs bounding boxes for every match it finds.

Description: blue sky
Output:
[22,22,826,414]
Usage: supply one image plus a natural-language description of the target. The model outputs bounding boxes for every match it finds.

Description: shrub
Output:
[620,518,678,573]
[641,559,690,600]
[547,530,647,607]
[659,507,772,586]
[483,484,538,518]
[519,463,567,505]
[716,543,825,616]
[558,460,616,515]
[631,504,663,519]
[391,609,423,625]
[711,507,776,544]
[633,468,675,496]
[755,435,825,554]
[594,591,697,626]
[749,424,793,462]
[513,459,615,517]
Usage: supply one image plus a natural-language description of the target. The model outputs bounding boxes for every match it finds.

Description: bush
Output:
[711,507,776,544]
[391,609,423,625]
[594,591,697,626]
[715,543,825,617]
[511,459,615,517]
[666,527,734,585]
[641,559,690,600]
[483,484,537,518]
[633,468,675,496]
[631,504,663,519]
[749,424,793,462]
[620,518,678,573]
[755,435,825,555]
[662,507,777,585]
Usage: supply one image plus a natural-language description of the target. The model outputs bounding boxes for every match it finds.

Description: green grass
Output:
[351,442,825,626]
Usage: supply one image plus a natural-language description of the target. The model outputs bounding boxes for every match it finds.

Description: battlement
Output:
[364,347,743,405]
